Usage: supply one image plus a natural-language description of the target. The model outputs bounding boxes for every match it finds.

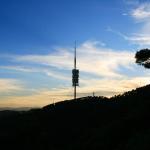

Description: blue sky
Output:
[0,0,137,52]
[0,0,150,108]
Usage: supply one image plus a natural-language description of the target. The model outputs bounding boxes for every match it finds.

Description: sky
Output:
[0,0,150,108]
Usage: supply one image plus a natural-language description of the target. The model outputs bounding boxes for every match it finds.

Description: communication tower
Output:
[72,41,79,100]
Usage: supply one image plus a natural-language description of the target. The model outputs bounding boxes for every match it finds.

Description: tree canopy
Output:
[135,48,150,68]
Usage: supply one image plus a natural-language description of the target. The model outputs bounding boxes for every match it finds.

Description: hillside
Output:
[0,85,150,150]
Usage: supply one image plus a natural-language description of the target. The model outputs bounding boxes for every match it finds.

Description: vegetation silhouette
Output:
[135,48,150,68]
[0,85,150,149]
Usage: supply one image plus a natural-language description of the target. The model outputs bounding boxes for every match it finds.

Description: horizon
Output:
[1,0,150,108]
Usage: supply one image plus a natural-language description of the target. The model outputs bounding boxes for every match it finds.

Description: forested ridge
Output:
[1,85,150,150]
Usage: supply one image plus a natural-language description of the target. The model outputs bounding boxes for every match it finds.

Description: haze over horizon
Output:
[0,0,150,108]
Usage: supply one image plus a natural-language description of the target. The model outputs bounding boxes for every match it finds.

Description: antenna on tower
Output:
[72,41,79,100]
[74,41,76,69]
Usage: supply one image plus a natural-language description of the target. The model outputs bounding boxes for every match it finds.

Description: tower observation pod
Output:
[72,41,79,100]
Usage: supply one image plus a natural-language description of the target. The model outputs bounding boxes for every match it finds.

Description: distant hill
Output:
[0,85,150,150]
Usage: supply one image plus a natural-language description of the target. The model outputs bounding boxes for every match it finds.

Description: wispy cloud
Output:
[0,79,23,93]
[131,2,150,21]
[106,26,128,40]
[1,75,150,108]
[128,2,150,46]
[124,0,139,6]
[0,66,70,81]
[107,27,150,46]
[13,41,134,79]
[128,34,150,46]
[0,88,72,108]
[107,2,150,46]
[0,66,37,73]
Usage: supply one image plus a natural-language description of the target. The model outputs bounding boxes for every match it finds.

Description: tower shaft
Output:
[72,41,79,100]
[74,41,76,100]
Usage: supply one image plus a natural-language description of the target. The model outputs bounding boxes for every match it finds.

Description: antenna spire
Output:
[74,41,76,69]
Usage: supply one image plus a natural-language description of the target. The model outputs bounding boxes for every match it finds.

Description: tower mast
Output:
[74,41,76,69]
[74,41,76,100]
[72,41,79,100]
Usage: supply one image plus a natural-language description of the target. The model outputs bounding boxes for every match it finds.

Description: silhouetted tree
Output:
[135,48,150,68]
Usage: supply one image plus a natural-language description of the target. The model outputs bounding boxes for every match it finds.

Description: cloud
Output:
[0,66,36,73]
[124,0,139,5]
[107,26,150,46]
[1,75,150,108]
[122,13,128,16]
[131,3,150,21]
[0,41,136,89]
[14,49,73,70]
[106,26,129,40]
[127,34,150,46]
[0,66,70,81]
[107,2,150,46]
[0,79,23,93]
[13,41,134,79]
[127,2,150,46]
[0,88,72,108]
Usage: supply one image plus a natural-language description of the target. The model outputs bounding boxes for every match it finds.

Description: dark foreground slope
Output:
[1,85,150,150]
